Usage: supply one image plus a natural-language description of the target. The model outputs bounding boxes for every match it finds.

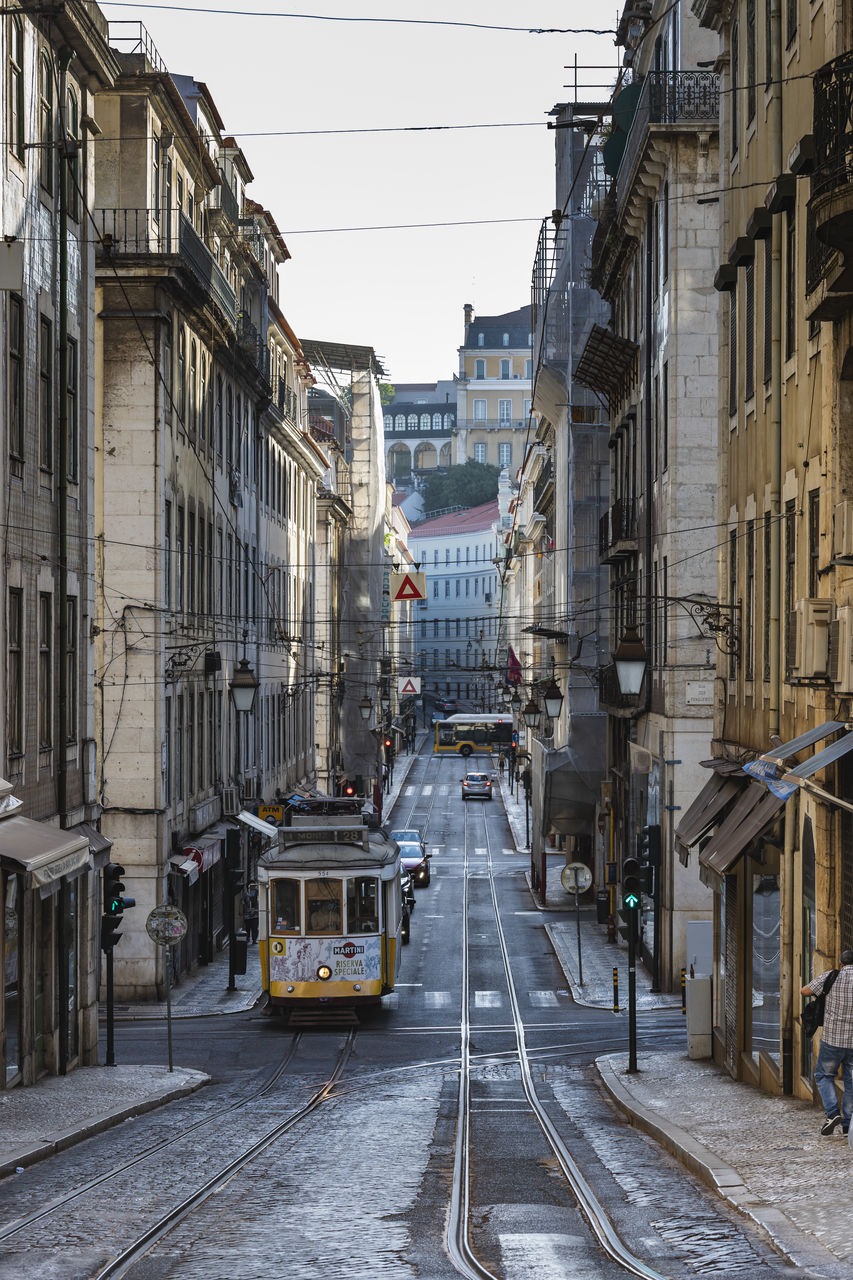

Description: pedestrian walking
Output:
[498,751,506,778]
[241,881,260,945]
[801,948,853,1136]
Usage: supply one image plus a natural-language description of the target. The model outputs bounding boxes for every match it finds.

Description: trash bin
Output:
[596,890,610,924]
[231,929,248,976]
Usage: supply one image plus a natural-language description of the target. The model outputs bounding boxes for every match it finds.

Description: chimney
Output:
[463,302,474,328]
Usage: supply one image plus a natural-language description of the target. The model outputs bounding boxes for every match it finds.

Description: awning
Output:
[749,720,846,767]
[698,782,785,887]
[785,729,853,779]
[235,810,278,840]
[543,722,602,835]
[675,772,744,865]
[71,822,113,867]
[0,815,91,889]
[169,854,200,885]
[184,826,226,873]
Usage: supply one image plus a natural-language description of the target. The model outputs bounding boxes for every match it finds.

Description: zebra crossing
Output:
[385,988,569,1010]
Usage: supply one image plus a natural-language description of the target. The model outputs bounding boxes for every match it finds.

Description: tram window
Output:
[271,879,300,933]
[346,876,379,934]
[306,877,343,934]
[438,727,454,746]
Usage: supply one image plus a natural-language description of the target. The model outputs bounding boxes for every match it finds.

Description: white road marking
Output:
[403,786,415,796]
[424,991,452,1008]
[474,990,502,1007]
[473,846,487,856]
[528,991,559,1007]
[422,785,433,795]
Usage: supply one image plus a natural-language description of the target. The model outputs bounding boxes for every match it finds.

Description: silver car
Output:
[461,771,493,800]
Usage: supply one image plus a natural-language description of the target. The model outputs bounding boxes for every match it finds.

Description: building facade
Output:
[455,305,534,476]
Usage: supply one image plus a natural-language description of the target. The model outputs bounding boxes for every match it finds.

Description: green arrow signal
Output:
[624,892,640,909]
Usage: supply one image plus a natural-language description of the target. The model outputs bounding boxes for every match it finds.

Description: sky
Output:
[99,2,618,382]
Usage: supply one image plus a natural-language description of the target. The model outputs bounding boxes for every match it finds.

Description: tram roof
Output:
[259,824,399,871]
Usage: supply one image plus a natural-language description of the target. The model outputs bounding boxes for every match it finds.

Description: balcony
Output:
[458,418,527,431]
[532,457,554,513]
[599,498,638,562]
[807,52,853,314]
[616,70,720,219]
[94,207,237,330]
[208,170,240,228]
[237,313,270,382]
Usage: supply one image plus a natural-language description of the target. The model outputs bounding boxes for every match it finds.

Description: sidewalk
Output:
[496,771,853,1271]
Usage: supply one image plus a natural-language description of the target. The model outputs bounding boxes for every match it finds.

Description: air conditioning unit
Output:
[834,500,853,563]
[221,785,240,816]
[829,605,853,690]
[789,599,832,678]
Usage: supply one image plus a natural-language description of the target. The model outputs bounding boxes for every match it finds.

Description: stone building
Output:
[383,382,456,486]
[455,305,534,477]
[673,0,853,1093]
[0,4,118,1085]
[578,0,720,987]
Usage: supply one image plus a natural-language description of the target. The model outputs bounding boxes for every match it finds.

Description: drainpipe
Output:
[57,47,75,828]
[768,0,792,1093]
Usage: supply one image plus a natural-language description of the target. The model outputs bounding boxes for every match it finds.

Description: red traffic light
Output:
[384,738,392,749]
[344,784,355,796]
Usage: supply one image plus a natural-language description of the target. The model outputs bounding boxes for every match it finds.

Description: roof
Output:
[301,340,388,379]
[409,498,500,539]
[463,305,532,350]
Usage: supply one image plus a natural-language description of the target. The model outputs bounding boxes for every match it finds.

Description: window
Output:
[477,332,484,346]
[808,489,820,596]
[9,17,24,161]
[731,23,739,157]
[200,353,208,445]
[216,374,223,455]
[785,207,796,361]
[66,88,80,220]
[473,443,486,463]
[475,359,485,379]
[728,531,738,681]
[39,593,52,748]
[272,879,301,933]
[473,399,487,421]
[175,694,184,806]
[744,262,755,401]
[502,333,509,346]
[8,589,22,755]
[525,358,532,378]
[763,241,773,386]
[746,0,756,123]
[432,580,439,598]
[785,499,796,674]
[500,359,510,379]
[176,506,184,610]
[163,317,173,426]
[40,316,53,471]
[66,338,78,481]
[745,520,755,681]
[786,0,797,46]
[524,398,532,420]
[498,399,511,422]
[152,135,160,223]
[9,294,23,458]
[407,413,417,430]
[66,597,77,741]
[187,512,195,613]
[498,442,512,468]
[189,339,197,434]
[661,362,669,470]
[226,385,233,465]
[39,53,53,193]
[445,547,450,564]
[177,329,186,425]
[444,580,450,597]
[763,513,772,681]
[728,289,737,419]
[456,579,461,596]
[164,500,172,608]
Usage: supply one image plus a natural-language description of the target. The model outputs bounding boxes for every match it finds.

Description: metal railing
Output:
[617,70,719,212]
[457,418,526,430]
[532,457,554,512]
[94,208,237,329]
[812,51,853,201]
[108,21,167,72]
[212,171,240,225]
[599,498,638,558]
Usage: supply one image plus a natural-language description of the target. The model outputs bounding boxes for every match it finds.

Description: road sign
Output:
[390,572,426,602]
[560,862,592,894]
[259,804,284,824]
[398,676,421,696]
[146,905,188,946]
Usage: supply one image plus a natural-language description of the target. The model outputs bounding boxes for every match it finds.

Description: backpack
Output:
[802,969,839,1037]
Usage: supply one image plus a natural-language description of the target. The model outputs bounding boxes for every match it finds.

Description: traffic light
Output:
[637,824,660,894]
[343,782,355,797]
[101,862,135,952]
[622,856,643,911]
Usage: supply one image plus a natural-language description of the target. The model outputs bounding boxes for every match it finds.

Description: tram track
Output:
[446,782,673,1280]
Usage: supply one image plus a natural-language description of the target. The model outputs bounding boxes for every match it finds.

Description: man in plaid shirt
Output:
[802,948,853,1136]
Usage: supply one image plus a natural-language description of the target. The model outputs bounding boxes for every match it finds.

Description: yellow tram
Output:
[257,812,404,1010]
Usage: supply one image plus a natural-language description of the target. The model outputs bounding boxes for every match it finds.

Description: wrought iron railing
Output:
[532,457,554,512]
[812,51,853,201]
[805,203,836,295]
[213,171,240,225]
[457,418,525,430]
[93,207,237,328]
[617,71,719,212]
[599,498,638,557]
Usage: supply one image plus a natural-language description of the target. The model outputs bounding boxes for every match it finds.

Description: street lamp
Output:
[510,689,522,714]
[542,675,564,720]
[358,695,373,722]
[522,696,542,731]
[229,658,259,713]
[613,623,647,697]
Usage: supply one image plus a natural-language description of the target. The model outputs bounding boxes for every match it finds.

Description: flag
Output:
[506,646,522,686]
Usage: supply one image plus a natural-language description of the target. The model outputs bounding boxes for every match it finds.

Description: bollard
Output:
[612,966,619,1012]
[681,967,687,1014]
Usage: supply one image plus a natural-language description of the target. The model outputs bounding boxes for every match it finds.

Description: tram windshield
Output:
[271,879,301,933]
[306,878,343,934]
[346,876,379,933]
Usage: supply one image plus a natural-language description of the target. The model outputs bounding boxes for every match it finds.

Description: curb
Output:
[0,1069,210,1179]
[596,1054,847,1275]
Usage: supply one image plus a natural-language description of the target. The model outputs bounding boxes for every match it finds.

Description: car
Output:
[400,871,413,944]
[388,828,425,857]
[462,771,493,800]
[397,840,431,887]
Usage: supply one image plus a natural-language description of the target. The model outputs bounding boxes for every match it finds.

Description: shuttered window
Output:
[763,240,772,386]
[744,262,755,401]
[728,287,737,418]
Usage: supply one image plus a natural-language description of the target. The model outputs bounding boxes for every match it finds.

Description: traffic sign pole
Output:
[627,904,638,1073]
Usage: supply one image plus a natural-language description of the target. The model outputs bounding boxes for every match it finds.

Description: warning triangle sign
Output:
[390,572,426,602]
[400,678,418,694]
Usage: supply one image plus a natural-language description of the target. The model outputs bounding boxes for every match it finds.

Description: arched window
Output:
[444,414,453,429]
[502,332,509,346]
[189,339,197,433]
[407,413,417,429]
[384,415,392,431]
[177,329,186,424]
[477,333,484,346]
[163,316,173,426]
[199,353,208,444]
[65,87,80,219]
[432,413,442,429]
[39,53,53,193]
[226,384,234,465]
[9,17,24,162]
[420,413,430,429]
[215,374,223,455]
[395,414,405,430]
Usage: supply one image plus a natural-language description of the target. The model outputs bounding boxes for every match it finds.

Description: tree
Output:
[422,460,500,514]
[379,383,396,405]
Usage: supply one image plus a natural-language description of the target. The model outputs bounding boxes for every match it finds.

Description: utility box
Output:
[596,890,610,924]
[686,920,713,977]
[686,975,712,1058]
[231,930,248,976]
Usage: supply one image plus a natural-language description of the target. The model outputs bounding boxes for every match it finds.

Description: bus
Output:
[433,714,514,756]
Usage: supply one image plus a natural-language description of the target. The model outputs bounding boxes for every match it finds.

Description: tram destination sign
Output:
[146,905,188,946]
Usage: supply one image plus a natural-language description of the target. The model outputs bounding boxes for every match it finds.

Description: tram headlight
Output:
[353,984,361,991]
[317,965,332,981]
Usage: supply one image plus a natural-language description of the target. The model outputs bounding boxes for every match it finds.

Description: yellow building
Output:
[455,305,534,475]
